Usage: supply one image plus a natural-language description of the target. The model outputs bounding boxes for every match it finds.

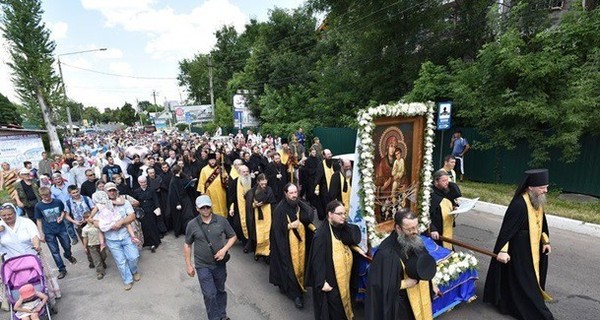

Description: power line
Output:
[60,61,177,80]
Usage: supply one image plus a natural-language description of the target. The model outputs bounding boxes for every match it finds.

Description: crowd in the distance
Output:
[0,126,346,318]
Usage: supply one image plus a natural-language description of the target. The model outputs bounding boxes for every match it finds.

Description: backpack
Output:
[66,196,93,220]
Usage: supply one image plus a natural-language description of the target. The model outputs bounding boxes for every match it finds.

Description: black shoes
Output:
[151,245,156,253]
[57,271,67,279]
[294,296,304,309]
[67,256,77,264]
[88,262,95,269]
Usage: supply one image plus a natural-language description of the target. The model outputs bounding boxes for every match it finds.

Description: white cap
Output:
[105,182,117,191]
[19,168,31,175]
[195,195,212,208]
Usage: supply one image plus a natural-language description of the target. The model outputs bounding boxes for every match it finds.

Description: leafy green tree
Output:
[137,100,164,113]
[81,106,102,124]
[214,98,233,129]
[0,92,21,126]
[178,54,211,104]
[1,0,63,154]
[118,102,137,126]
[405,4,600,165]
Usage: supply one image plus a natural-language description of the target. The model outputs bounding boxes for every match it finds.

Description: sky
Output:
[0,0,307,110]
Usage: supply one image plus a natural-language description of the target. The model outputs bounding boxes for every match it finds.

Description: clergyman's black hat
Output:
[405,252,437,281]
[207,152,217,160]
[514,169,549,197]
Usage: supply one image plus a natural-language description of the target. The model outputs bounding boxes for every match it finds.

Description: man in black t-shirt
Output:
[102,156,123,183]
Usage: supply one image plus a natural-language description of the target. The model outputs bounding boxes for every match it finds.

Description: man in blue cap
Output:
[184,195,236,320]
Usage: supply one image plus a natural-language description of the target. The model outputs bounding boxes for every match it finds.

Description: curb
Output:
[469,199,600,239]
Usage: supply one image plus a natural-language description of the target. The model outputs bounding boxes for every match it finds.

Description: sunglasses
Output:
[87,173,95,176]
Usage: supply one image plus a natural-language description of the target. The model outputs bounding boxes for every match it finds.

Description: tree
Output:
[0,92,21,126]
[1,0,63,154]
[405,4,600,165]
[81,106,102,125]
[118,102,137,126]
[178,54,211,104]
[214,98,233,129]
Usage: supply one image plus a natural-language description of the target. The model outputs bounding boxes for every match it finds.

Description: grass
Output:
[0,189,10,204]
[460,181,600,225]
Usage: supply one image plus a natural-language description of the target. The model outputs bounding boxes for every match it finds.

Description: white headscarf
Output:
[92,191,113,210]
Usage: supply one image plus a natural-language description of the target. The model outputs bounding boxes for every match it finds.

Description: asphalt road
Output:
[2,209,599,320]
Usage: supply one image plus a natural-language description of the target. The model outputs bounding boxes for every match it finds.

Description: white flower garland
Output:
[356,102,436,247]
[432,251,479,286]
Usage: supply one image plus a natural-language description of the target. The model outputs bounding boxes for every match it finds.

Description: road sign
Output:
[437,101,452,130]
[185,112,193,124]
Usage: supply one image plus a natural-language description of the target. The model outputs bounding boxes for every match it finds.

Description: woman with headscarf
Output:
[0,203,60,312]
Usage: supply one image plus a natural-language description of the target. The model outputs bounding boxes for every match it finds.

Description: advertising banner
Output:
[0,134,45,169]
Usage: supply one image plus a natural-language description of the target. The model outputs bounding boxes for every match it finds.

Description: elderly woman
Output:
[0,203,60,310]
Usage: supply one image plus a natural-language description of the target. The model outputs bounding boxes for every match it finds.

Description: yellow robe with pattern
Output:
[197,165,227,217]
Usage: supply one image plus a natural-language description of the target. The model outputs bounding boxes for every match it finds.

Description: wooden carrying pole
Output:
[438,235,498,259]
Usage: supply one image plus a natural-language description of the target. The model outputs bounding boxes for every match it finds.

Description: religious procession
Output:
[0,101,562,320]
[2,0,599,319]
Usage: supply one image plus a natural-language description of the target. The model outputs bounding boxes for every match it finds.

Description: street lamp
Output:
[57,48,107,134]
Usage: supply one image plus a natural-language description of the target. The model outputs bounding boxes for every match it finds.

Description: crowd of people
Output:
[0,125,554,320]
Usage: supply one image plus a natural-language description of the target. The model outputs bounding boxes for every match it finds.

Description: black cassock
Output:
[264,162,289,203]
[303,156,320,211]
[314,160,341,220]
[226,178,250,245]
[365,231,425,320]
[429,182,461,248]
[305,221,360,320]
[159,171,173,231]
[244,185,277,253]
[269,199,315,300]
[132,187,161,247]
[483,195,554,320]
[167,174,196,237]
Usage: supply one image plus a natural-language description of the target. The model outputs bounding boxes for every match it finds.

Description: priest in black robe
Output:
[264,153,289,203]
[227,165,252,251]
[365,209,438,320]
[244,174,277,263]
[167,165,196,237]
[306,200,360,320]
[304,148,320,210]
[429,169,462,250]
[484,169,554,320]
[270,183,316,309]
[159,162,173,231]
[313,149,340,220]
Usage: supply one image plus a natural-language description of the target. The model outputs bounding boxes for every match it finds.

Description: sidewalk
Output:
[471,198,600,239]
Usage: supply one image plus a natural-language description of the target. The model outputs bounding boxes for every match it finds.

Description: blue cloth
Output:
[433,269,478,317]
[34,199,66,235]
[106,236,139,284]
[197,265,228,320]
[45,227,72,273]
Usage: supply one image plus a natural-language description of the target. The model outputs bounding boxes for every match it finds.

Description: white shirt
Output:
[0,217,40,259]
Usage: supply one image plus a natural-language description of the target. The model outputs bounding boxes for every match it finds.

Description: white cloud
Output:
[81,0,248,59]
[0,30,18,103]
[48,21,69,40]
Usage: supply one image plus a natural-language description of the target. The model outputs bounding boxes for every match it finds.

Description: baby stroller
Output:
[2,254,52,320]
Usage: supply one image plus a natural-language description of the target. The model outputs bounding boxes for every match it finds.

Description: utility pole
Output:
[208,55,215,120]
[151,90,159,123]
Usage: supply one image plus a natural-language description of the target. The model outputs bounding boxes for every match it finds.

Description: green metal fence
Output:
[433,128,600,197]
[312,126,599,197]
